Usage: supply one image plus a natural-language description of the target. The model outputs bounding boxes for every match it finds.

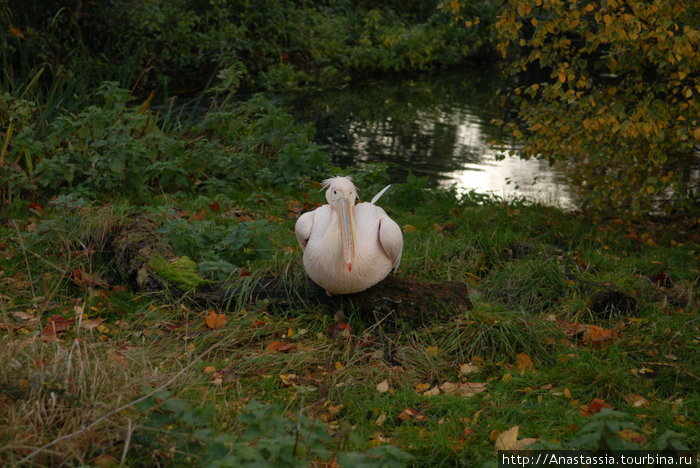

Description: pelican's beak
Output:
[333,194,356,271]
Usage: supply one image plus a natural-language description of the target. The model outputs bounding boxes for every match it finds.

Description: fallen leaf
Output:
[205,310,228,329]
[376,380,389,393]
[460,382,487,396]
[403,224,417,232]
[266,341,296,353]
[580,398,613,416]
[397,407,426,423]
[80,317,105,331]
[618,428,647,444]
[415,383,431,392]
[109,352,128,367]
[583,325,617,348]
[502,373,513,383]
[279,373,297,386]
[423,386,441,396]
[515,353,536,374]
[334,361,344,371]
[494,425,538,450]
[203,366,217,374]
[459,363,479,375]
[375,412,387,426]
[439,381,487,397]
[624,393,650,408]
[13,311,36,321]
[41,315,75,340]
[426,346,439,358]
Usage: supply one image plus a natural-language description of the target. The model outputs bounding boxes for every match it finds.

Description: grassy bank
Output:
[1,173,697,465]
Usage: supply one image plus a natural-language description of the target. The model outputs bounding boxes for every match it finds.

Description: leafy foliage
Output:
[158,217,272,280]
[134,391,413,467]
[1,83,329,207]
[484,0,700,215]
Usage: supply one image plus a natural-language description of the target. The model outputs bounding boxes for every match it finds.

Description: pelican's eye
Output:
[333,190,337,195]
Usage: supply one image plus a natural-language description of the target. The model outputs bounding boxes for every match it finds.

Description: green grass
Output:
[1,185,697,466]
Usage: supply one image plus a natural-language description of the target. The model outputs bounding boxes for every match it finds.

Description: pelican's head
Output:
[323,177,357,271]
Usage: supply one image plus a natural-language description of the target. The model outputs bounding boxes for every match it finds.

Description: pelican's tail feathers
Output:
[371,184,391,204]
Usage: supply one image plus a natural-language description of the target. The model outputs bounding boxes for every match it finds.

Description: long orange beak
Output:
[334,196,356,271]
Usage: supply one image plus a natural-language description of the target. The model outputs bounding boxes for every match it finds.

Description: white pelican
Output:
[295,176,403,295]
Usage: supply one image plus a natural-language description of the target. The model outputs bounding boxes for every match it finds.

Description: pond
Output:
[291,64,577,209]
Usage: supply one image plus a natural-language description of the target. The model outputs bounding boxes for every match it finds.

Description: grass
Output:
[0,187,698,466]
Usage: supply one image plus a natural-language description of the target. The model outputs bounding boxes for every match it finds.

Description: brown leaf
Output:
[459,382,487,396]
[396,407,426,423]
[205,310,228,330]
[580,398,612,416]
[80,317,105,331]
[583,325,617,348]
[459,363,479,375]
[41,315,75,340]
[624,393,650,408]
[70,268,109,289]
[109,352,128,367]
[439,381,487,397]
[266,341,295,353]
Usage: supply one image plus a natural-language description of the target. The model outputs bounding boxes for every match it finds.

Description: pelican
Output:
[295,176,403,295]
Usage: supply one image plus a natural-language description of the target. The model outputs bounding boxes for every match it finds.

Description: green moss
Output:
[150,254,206,290]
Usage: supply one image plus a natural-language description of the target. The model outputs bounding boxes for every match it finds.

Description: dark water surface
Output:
[291,65,577,208]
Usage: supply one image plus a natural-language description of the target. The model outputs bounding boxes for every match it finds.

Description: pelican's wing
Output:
[371,184,391,204]
[295,211,315,250]
[378,215,403,271]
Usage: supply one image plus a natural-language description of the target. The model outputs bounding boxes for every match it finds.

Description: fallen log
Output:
[110,213,472,323]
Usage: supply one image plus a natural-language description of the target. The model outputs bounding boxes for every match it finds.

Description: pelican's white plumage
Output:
[295,176,403,294]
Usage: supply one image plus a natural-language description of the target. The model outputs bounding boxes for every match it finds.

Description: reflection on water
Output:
[291,65,576,208]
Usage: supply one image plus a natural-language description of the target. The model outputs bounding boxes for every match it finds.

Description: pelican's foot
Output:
[325,289,333,297]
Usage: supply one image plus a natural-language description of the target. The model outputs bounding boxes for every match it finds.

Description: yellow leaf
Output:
[495,425,538,450]
[203,366,217,374]
[692,128,700,141]
[564,388,572,399]
[423,386,441,396]
[426,346,439,358]
[531,17,538,27]
[558,72,566,83]
[415,382,431,392]
[502,373,513,383]
[377,380,389,393]
[334,361,344,371]
[646,185,655,194]
[205,310,227,329]
[287,327,294,337]
[603,14,612,26]
[375,412,387,426]
[279,373,297,386]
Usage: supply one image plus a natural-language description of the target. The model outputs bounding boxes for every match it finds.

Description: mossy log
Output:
[110,213,472,323]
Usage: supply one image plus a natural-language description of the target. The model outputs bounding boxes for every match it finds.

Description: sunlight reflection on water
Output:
[293,68,578,209]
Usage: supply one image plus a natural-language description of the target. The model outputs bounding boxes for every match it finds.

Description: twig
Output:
[641,361,700,383]
[19,338,227,464]
[120,419,133,466]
